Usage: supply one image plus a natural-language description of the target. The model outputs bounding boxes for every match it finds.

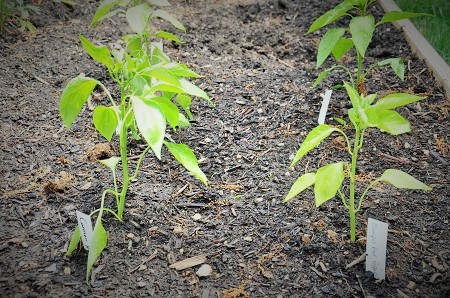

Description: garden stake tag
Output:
[366,217,388,280]
[76,211,93,250]
[318,89,332,124]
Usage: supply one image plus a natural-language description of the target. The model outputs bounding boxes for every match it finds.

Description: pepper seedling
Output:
[61,0,211,283]
[284,83,431,242]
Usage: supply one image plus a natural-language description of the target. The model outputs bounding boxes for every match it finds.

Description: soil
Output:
[1,0,449,297]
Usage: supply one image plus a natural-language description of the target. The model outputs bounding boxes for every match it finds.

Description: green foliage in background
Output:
[394,0,450,63]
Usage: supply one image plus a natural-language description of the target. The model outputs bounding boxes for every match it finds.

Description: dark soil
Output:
[1,0,449,297]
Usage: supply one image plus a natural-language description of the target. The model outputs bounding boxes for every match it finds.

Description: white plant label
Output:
[366,217,388,280]
[76,211,93,250]
[318,89,333,124]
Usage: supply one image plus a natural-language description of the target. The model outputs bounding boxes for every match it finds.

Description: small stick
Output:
[309,266,326,279]
[356,275,367,298]
[129,249,159,273]
[378,152,417,165]
[345,253,366,269]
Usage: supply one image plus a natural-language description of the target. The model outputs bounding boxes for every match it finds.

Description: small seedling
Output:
[307,0,430,93]
[284,83,431,242]
[61,0,211,282]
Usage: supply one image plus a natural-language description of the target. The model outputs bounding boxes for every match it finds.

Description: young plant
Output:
[283,83,431,242]
[0,0,39,33]
[61,0,210,282]
[307,0,430,94]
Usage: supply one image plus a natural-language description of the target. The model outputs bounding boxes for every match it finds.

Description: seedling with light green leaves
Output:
[307,0,430,94]
[283,83,431,242]
[61,0,210,283]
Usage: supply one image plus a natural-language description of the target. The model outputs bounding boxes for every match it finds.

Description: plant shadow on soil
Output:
[0,0,449,297]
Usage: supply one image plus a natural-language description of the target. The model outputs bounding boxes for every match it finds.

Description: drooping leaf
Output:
[283,172,316,203]
[165,62,202,78]
[332,38,354,60]
[86,218,108,283]
[176,94,193,120]
[164,142,207,185]
[126,3,152,34]
[98,156,121,172]
[131,96,166,159]
[378,169,431,190]
[152,9,186,32]
[314,162,344,207]
[152,96,180,129]
[313,67,334,88]
[378,58,405,81]
[307,2,354,34]
[90,0,119,27]
[79,35,114,70]
[371,109,411,135]
[155,30,182,43]
[60,76,99,129]
[373,92,425,110]
[141,66,182,87]
[93,106,118,141]
[177,113,191,128]
[349,15,375,57]
[65,226,81,256]
[343,82,362,109]
[377,11,432,26]
[317,28,346,68]
[291,124,339,167]
[179,79,211,102]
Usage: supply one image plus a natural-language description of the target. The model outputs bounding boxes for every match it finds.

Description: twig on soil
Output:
[356,275,367,298]
[377,152,418,165]
[345,253,366,269]
[309,266,326,279]
[129,249,159,274]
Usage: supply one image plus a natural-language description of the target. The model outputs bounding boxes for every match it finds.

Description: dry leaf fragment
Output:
[169,254,207,270]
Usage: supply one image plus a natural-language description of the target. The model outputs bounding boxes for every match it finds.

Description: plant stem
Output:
[348,127,361,242]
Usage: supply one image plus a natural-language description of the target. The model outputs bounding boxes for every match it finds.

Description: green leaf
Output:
[164,142,207,185]
[332,38,354,60]
[349,15,375,57]
[283,172,316,203]
[176,94,193,120]
[60,76,99,129]
[377,11,432,26]
[177,113,191,128]
[152,9,186,32]
[317,28,346,68]
[79,35,114,70]
[93,106,118,141]
[378,169,431,190]
[141,66,182,87]
[86,218,108,284]
[91,0,119,27]
[307,2,354,34]
[312,67,334,87]
[314,162,344,207]
[378,58,404,81]
[98,156,121,172]
[152,96,180,129]
[179,79,210,101]
[371,109,411,135]
[131,96,166,159]
[126,3,152,34]
[343,82,362,109]
[165,62,202,78]
[65,226,81,256]
[373,92,425,110]
[155,30,182,43]
[291,124,339,166]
